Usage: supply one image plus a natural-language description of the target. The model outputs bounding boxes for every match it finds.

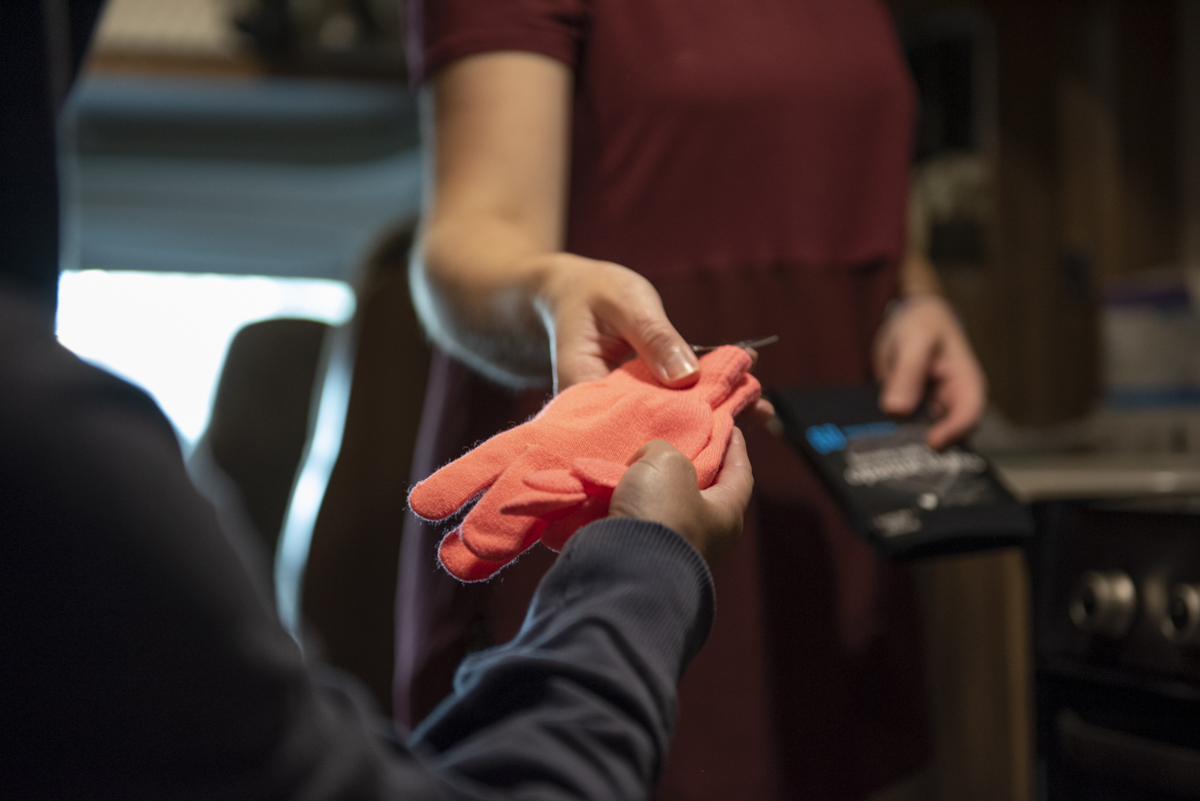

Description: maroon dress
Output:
[396,1,932,798]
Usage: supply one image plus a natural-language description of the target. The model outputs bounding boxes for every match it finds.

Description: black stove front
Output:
[1032,500,1200,799]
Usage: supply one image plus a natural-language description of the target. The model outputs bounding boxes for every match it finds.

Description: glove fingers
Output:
[541,495,612,552]
[714,372,762,419]
[571,458,627,490]
[408,432,526,521]
[437,529,510,582]
[460,509,544,562]
[694,346,753,408]
[504,458,621,526]
[523,469,585,494]
[459,463,548,561]
[501,489,589,517]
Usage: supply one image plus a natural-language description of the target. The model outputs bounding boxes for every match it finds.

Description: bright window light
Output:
[56,270,356,449]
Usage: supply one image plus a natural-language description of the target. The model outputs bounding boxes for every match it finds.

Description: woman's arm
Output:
[412,52,701,391]
[874,250,988,449]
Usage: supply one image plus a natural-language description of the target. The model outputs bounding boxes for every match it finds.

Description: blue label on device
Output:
[806,423,847,454]
[843,421,898,441]
[806,421,898,453]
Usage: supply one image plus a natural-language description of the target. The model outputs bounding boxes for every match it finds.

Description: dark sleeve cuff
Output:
[415,0,588,83]
[544,517,716,676]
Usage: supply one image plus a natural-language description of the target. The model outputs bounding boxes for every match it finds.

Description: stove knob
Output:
[1162,583,1200,643]
[1069,570,1137,638]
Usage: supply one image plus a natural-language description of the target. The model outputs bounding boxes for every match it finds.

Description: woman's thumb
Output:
[620,310,699,387]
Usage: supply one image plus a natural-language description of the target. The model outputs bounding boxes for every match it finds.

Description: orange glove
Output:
[408,346,760,581]
[500,371,760,549]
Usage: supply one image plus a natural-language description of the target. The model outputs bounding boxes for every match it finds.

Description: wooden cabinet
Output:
[897,0,1187,428]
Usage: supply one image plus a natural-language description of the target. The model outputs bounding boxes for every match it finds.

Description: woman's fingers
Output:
[925,346,988,450]
[552,309,629,388]
[874,295,988,449]
[543,258,699,390]
[878,326,934,417]
[747,398,776,422]
[591,268,698,387]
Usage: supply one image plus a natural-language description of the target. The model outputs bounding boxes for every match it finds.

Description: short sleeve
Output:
[409,0,588,82]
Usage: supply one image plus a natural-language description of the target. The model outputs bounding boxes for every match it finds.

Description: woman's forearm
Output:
[410,53,574,386]
[413,214,562,387]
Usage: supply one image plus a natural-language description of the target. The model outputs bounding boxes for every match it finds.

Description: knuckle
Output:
[595,288,660,329]
[638,321,682,354]
[665,447,690,466]
[657,446,694,474]
[597,263,649,298]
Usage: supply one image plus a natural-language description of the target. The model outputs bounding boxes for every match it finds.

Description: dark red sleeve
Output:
[410,0,587,82]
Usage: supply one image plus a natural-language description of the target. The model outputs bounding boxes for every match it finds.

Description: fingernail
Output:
[663,349,699,381]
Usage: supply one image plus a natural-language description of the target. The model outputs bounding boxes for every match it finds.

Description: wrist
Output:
[528,252,584,312]
[886,291,946,319]
[882,293,967,344]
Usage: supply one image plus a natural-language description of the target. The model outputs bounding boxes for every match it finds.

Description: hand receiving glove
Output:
[408,346,761,581]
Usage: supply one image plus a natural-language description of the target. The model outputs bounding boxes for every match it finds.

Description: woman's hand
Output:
[874,293,987,450]
[536,254,700,390]
[536,255,776,420]
[609,429,754,566]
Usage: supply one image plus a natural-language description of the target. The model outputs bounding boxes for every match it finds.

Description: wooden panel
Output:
[912,550,1033,801]
[1180,1,1200,270]
[1117,1,1180,275]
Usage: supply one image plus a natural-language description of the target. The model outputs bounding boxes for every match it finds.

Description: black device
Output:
[769,384,1033,558]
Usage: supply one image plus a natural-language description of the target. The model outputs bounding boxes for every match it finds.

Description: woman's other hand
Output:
[608,429,754,566]
[874,293,987,450]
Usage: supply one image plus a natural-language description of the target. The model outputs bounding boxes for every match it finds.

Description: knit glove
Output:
[500,370,760,550]
[408,346,760,581]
